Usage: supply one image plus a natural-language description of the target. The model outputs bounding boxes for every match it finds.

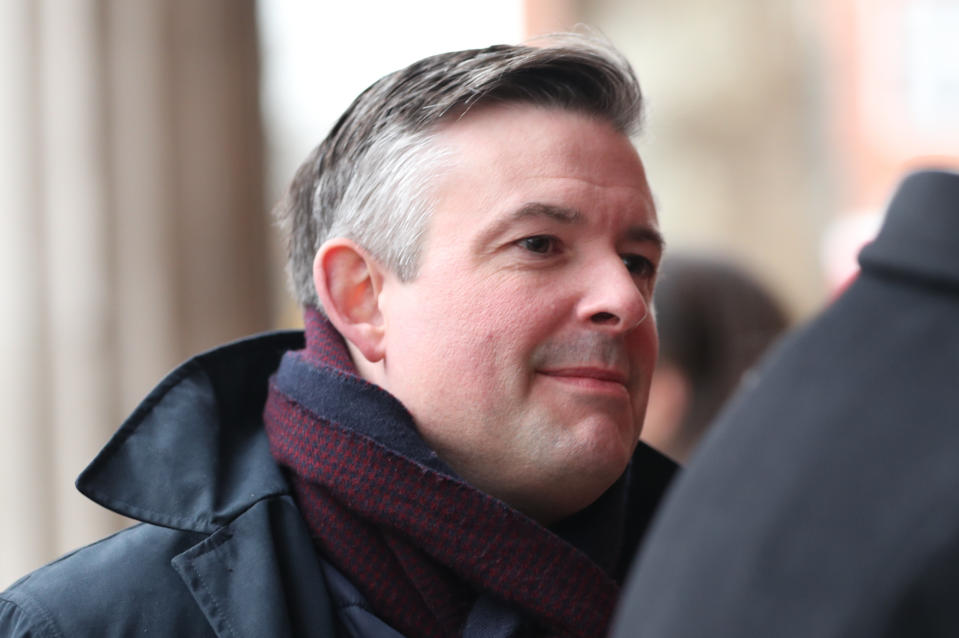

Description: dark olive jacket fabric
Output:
[0,331,342,637]
[611,170,959,637]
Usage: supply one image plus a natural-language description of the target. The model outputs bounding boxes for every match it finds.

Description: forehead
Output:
[440,103,645,174]
[427,103,657,234]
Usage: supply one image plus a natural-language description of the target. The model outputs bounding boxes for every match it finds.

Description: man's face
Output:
[376,104,662,523]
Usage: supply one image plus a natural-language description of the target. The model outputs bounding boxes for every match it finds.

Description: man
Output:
[1,34,675,637]
[611,170,959,637]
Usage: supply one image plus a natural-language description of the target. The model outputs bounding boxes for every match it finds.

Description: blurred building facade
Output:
[1,0,268,585]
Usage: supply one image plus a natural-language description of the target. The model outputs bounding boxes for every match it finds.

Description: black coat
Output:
[611,170,959,637]
[0,331,344,637]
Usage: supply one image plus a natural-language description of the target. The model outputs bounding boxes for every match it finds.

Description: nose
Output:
[577,258,650,332]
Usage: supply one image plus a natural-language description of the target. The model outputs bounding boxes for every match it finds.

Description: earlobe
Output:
[313,239,386,363]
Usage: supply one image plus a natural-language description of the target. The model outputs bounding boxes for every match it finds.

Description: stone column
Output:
[0,0,267,586]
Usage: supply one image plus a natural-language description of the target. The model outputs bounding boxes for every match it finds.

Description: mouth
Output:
[537,367,630,395]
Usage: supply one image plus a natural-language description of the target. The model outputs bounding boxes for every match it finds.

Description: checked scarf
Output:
[264,309,626,638]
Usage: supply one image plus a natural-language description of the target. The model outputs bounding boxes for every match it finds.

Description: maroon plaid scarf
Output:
[265,309,623,637]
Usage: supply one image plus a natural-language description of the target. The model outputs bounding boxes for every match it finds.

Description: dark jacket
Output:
[611,170,959,637]
[0,331,343,637]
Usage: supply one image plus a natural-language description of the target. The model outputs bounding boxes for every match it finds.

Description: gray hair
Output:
[274,32,645,310]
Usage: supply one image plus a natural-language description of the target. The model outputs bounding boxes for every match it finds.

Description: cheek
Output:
[441,272,556,336]
[630,326,659,416]
[646,328,660,373]
[634,313,659,366]
[434,282,565,384]
[626,321,659,383]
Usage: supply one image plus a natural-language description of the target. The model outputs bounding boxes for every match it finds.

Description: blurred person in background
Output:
[1,33,677,637]
[641,254,789,463]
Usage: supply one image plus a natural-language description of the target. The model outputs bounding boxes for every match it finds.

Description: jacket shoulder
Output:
[1,523,212,637]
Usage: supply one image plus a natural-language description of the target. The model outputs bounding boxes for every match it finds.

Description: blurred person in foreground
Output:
[641,254,789,463]
[0,34,677,637]
[611,170,959,637]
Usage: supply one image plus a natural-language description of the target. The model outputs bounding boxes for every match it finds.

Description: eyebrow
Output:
[625,225,666,251]
[475,201,665,252]
[513,202,582,224]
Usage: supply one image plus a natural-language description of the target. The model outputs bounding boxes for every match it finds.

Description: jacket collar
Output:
[860,170,959,288]
[170,496,335,638]
[76,330,305,534]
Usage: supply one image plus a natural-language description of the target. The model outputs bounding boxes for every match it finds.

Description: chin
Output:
[572,415,638,468]
[554,434,634,503]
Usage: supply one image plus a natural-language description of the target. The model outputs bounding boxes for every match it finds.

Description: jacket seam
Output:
[76,486,291,535]
[180,558,238,638]
[0,593,65,638]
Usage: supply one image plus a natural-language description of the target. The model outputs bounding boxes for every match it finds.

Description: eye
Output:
[622,254,656,278]
[517,235,559,255]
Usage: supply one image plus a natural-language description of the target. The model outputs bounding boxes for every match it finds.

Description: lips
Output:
[538,367,629,393]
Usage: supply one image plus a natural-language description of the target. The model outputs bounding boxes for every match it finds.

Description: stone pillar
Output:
[0,0,267,586]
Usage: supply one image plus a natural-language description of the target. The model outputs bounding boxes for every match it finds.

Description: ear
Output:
[313,239,386,363]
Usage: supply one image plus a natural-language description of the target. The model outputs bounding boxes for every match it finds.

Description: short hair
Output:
[274,32,645,310]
